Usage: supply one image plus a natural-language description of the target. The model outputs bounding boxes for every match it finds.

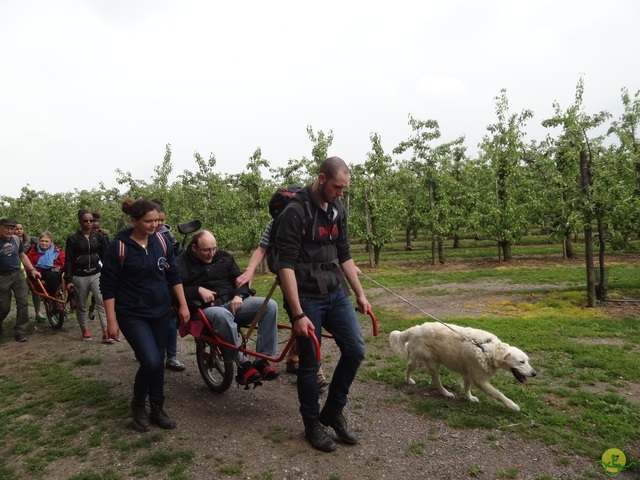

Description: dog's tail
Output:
[389,330,411,358]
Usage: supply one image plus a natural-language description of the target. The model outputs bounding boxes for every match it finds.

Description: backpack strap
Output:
[118,240,126,265]
[118,234,168,267]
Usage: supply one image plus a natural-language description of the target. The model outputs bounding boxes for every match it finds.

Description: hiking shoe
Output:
[82,330,92,340]
[285,359,299,374]
[35,313,47,322]
[318,374,330,394]
[165,357,186,372]
[254,359,280,380]
[15,334,27,342]
[236,361,261,385]
[102,333,115,345]
[303,418,337,452]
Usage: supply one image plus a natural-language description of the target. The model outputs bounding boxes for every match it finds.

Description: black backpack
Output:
[266,186,312,274]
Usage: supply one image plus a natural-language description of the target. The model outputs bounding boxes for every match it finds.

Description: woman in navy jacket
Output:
[100,199,190,432]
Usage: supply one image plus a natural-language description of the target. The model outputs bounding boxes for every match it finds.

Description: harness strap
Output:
[295,260,351,296]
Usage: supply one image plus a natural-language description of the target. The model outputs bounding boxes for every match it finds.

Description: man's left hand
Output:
[229,295,243,315]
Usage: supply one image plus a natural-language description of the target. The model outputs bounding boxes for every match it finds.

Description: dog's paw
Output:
[467,395,479,403]
[406,378,416,385]
[441,389,455,398]
[506,401,520,411]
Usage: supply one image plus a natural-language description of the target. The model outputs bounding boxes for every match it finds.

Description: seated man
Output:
[177,230,279,384]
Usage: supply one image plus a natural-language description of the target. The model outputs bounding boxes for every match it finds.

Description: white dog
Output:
[389,322,537,411]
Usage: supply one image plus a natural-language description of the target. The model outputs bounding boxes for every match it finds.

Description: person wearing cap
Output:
[0,218,42,342]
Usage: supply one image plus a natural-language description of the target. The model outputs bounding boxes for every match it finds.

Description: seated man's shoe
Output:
[319,402,359,445]
[254,359,279,380]
[166,357,186,372]
[236,361,261,385]
[303,418,337,452]
[15,334,27,342]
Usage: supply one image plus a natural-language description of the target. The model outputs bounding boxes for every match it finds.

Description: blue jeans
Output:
[118,313,171,402]
[296,288,365,420]
[166,316,178,358]
[202,296,278,364]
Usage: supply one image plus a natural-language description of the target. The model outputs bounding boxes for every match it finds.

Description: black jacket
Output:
[177,248,251,306]
[65,230,108,279]
[275,184,352,297]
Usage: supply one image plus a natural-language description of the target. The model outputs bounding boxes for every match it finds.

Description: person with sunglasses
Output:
[65,210,112,342]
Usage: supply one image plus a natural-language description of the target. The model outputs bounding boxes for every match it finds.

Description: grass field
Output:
[1,234,639,479]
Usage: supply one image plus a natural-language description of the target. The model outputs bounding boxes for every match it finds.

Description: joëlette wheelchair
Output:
[26,269,69,329]
[175,219,379,393]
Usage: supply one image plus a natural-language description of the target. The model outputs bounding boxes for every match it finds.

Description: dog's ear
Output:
[493,343,512,365]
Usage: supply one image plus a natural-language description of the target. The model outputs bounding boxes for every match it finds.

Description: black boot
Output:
[303,418,337,452]
[130,396,150,432]
[319,402,358,445]
[149,397,177,430]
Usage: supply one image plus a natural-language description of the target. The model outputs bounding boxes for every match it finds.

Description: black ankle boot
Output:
[149,397,177,429]
[303,418,337,452]
[130,396,150,432]
[319,402,358,445]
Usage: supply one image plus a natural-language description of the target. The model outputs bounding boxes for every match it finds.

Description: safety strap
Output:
[295,259,351,296]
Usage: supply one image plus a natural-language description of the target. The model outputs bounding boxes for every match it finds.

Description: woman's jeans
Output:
[297,287,365,420]
[118,313,171,402]
[202,296,278,364]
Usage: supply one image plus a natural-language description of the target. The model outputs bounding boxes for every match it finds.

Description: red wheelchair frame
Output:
[181,288,378,393]
[26,273,69,329]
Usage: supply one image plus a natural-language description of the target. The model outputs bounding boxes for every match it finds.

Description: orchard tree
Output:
[542,77,611,305]
[395,115,468,264]
[479,89,533,261]
[349,132,403,267]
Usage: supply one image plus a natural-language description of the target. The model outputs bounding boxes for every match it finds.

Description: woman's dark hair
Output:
[122,199,158,220]
[77,209,91,222]
[91,211,101,221]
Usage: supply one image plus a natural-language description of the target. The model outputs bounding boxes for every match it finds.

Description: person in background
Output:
[178,230,280,385]
[0,218,41,342]
[100,199,190,431]
[65,210,113,343]
[15,222,45,322]
[152,199,185,372]
[88,212,110,321]
[236,219,330,392]
[26,232,66,302]
[276,157,370,453]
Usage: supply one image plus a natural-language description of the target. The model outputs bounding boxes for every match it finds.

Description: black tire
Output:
[195,338,234,393]
[47,292,66,330]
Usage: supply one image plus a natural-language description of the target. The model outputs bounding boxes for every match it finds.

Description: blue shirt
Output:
[0,236,23,272]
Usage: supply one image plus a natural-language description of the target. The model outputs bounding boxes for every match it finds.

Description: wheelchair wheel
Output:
[46,292,66,330]
[195,338,234,393]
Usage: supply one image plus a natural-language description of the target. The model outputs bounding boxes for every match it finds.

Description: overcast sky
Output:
[1,0,638,199]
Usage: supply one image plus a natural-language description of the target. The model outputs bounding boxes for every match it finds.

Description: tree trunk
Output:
[564,232,575,259]
[374,244,382,267]
[452,234,460,249]
[499,240,512,261]
[437,238,446,264]
[596,215,607,301]
[430,235,436,266]
[580,149,596,307]
[405,227,413,251]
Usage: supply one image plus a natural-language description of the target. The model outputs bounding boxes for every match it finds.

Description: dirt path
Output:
[5,254,640,479]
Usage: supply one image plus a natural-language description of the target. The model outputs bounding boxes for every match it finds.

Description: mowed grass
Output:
[1,243,639,478]
[357,262,640,470]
